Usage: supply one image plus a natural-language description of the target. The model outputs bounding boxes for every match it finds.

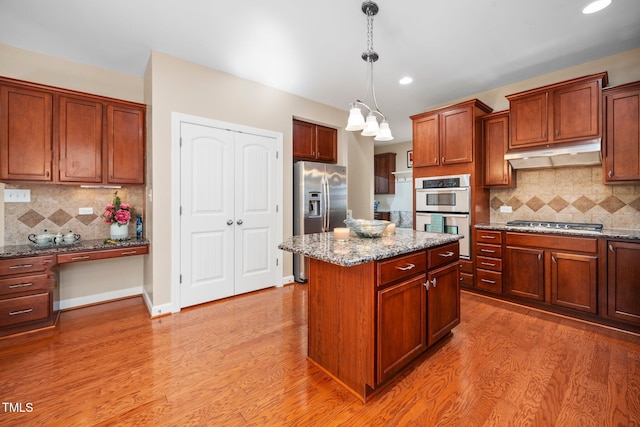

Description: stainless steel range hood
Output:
[504,140,602,170]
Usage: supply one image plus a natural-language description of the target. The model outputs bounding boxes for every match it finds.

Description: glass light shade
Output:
[361,113,380,136]
[582,0,611,14]
[374,121,394,141]
[345,106,365,131]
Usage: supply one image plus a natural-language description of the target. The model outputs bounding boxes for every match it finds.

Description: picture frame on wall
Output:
[407,150,413,168]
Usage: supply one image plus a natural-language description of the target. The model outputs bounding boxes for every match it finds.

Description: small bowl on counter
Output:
[344,219,391,238]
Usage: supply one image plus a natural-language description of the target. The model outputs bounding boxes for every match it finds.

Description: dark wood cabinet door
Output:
[315,124,337,163]
[106,103,145,184]
[440,105,473,164]
[58,96,103,183]
[377,274,427,384]
[509,92,549,148]
[427,262,460,346]
[604,83,640,182]
[292,119,314,160]
[607,241,640,326]
[412,113,439,167]
[504,246,545,301]
[550,251,597,313]
[553,79,600,142]
[374,152,395,194]
[483,112,514,187]
[0,84,53,181]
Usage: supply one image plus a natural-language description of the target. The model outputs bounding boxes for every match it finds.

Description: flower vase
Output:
[110,222,129,240]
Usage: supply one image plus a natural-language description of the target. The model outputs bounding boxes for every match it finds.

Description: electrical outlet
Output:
[4,189,30,202]
[347,209,353,219]
[78,207,94,215]
[500,205,513,213]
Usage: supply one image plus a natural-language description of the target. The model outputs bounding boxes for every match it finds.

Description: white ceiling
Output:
[1,0,639,142]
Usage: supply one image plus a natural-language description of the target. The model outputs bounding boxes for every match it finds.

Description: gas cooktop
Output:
[505,220,603,232]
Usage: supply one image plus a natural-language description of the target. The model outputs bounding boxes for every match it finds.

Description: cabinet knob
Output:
[608,170,613,178]
[441,157,445,163]
[609,244,614,253]
[424,281,430,290]
[555,129,559,137]
[552,256,556,263]
[538,253,542,261]
[431,278,437,288]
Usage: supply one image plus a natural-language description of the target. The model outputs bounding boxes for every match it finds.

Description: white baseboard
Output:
[142,290,172,318]
[56,286,143,311]
[281,275,294,286]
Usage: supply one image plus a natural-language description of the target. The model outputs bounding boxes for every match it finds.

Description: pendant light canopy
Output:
[345,1,393,142]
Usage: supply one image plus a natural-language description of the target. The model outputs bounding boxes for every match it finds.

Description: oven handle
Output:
[415,187,469,193]
[416,213,470,218]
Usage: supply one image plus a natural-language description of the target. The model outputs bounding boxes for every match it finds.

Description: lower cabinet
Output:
[550,251,597,313]
[377,274,427,383]
[427,262,460,346]
[504,246,545,301]
[606,240,640,326]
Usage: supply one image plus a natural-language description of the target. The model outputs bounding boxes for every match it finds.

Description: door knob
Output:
[237,219,243,225]
[227,220,233,226]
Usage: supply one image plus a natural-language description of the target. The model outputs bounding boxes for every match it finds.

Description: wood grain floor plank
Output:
[1,286,639,426]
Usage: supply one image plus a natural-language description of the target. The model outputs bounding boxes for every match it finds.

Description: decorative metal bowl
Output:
[344,219,391,238]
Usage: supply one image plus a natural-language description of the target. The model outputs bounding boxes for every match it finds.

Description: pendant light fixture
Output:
[345,1,393,142]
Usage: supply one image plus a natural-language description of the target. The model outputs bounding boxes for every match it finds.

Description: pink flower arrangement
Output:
[102,191,132,225]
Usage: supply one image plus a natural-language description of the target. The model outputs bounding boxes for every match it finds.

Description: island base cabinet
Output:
[377,274,427,384]
[607,241,640,326]
[427,262,460,346]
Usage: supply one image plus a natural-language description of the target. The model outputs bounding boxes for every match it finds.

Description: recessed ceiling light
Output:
[582,0,612,14]
[399,77,413,85]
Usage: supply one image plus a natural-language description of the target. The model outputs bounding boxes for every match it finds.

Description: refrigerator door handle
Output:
[324,176,331,231]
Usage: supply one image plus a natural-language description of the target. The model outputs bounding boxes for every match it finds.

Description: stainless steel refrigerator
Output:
[293,161,347,282]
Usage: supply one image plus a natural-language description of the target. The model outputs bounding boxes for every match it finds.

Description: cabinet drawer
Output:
[460,272,474,287]
[0,255,56,276]
[459,259,474,274]
[476,230,502,244]
[0,292,51,327]
[476,256,502,272]
[377,251,426,287]
[0,274,53,297]
[475,269,502,294]
[57,246,149,264]
[428,242,459,270]
[477,243,502,258]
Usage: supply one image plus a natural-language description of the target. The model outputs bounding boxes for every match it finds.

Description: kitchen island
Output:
[278,229,462,401]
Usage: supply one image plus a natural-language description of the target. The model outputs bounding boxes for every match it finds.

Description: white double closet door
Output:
[180,121,277,308]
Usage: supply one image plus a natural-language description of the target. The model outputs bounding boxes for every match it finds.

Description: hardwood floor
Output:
[1,285,639,426]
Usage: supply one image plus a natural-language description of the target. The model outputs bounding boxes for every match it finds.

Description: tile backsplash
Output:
[490,166,640,229]
[3,184,144,245]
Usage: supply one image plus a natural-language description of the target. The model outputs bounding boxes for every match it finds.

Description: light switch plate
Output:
[4,189,30,202]
[78,207,94,215]
[500,205,513,213]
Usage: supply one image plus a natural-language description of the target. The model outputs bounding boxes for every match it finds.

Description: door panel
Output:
[234,133,277,294]
[181,123,235,307]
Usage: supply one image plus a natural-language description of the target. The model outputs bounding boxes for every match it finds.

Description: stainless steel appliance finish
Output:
[293,161,347,282]
[415,174,471,259]
[504,141,601,170]
[505,220,603,232]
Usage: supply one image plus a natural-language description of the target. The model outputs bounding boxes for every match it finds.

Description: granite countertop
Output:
[278,229,462,267]
[475,223,640,240]
[0,238,150,259]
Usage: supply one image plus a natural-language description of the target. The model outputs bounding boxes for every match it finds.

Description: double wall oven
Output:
[415,174,471,259]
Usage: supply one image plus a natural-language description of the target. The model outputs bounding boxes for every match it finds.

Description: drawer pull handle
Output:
[9,308,34,316]
[71,256,91,261]
[481,278,496,284]
[481,262,496,267]
[9,264,33,269]
[120,251,138,255]
[8,282,34,289]
[481,235,496,239]
[396,263,415,271]
[439,251,455,257]
[480,249,495,253]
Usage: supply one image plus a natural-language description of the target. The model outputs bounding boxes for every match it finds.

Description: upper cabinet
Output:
[482,111,515,187]
[411,99,492,168]
[506,72,608,150]
[603,81,640,183]
[0,77,146,185]
[293,118,337,164]
[374,152,396,194]
[0,84,53,182]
